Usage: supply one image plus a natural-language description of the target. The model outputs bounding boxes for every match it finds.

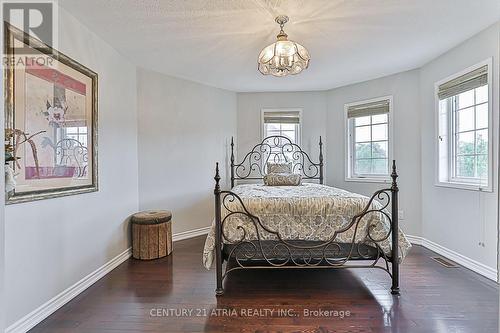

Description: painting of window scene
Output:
[5,24,97,203]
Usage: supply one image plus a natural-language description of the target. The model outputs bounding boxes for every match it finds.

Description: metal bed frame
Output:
[213,136,400,296]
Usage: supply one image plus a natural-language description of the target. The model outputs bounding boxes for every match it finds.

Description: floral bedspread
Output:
[203,183,411,269]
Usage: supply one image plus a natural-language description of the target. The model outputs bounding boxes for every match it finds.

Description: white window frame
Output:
[345,96,394,183]
[261,108,302,145]
[64,126,88,147]
[434,58,493,192]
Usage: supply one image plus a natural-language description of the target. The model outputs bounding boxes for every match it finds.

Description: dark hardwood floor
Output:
[30,236,499,333]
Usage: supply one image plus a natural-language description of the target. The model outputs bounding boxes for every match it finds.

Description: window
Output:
[262,109,301,143]
[346,97,392,182]
[262,109,301,163]
[65,127,88,147]
[436,61,492,191]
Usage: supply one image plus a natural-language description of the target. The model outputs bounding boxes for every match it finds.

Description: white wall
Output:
[326,70,422,236]
[4,7,139,327]
[420,22,499,270]
[236,91,327,168]
[137,68,237,235]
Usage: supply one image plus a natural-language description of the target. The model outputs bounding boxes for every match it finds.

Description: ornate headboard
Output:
[230,135,324,187]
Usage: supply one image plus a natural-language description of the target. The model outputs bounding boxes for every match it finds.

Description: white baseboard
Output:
[5,226,211,333]
[5,247,132,333]
[407,234,498,282]
[172,226,210,242]
[405,235,424,246]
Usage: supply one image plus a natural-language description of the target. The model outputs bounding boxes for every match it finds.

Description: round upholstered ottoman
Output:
[131,210,172,260]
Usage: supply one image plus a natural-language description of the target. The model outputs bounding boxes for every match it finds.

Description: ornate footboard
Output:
[213,161,401,296]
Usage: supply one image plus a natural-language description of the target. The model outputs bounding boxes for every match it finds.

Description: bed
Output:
[203,136,411,296]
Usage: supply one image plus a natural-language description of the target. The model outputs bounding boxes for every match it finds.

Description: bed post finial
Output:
[214,162,221,194]
[214,162,223,295]
[230,137,234,158]
[391,160,398,191]
[319,136,324,185]
[230,137,235,188]
[390,159,400,295]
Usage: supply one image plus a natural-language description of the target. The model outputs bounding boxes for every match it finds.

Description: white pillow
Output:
[267,162,292,174]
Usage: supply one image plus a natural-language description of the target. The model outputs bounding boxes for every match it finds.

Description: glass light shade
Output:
[258,39,310,76]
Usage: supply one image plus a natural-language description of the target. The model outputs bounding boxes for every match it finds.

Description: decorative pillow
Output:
[264,173,302,186]
[267,162,292,174]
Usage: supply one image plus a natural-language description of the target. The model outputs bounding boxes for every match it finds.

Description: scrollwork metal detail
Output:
[55,138,88,178]
[213,152,401,296]
[230,135,323,187]
[218,188,395,280]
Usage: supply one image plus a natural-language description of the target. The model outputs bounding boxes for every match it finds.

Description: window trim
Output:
[434,58,493,192]
[344,95,394,183]
[261,108,302,145]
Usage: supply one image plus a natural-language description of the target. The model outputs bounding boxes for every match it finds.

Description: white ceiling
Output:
[60,0,500,92]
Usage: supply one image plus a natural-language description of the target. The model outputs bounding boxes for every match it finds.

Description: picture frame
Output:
[4,23,98,204]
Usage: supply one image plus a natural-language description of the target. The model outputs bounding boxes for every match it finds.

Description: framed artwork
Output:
[4,23,98,204]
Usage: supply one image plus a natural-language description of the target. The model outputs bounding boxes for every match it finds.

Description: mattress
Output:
[203,183,411,269]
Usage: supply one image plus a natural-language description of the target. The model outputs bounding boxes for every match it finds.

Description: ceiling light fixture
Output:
[258,15,310,77]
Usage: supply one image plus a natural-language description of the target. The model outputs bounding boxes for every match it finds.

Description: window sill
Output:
[434,181,492,192]
[345,177,391,184]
